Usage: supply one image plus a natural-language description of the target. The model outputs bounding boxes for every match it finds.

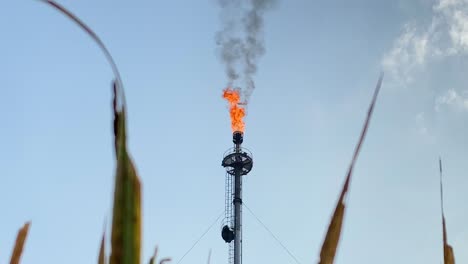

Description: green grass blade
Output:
[35,2,139,263]
[109,83,142,264]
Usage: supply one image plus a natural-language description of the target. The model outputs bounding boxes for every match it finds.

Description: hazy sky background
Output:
[1,0,468,263]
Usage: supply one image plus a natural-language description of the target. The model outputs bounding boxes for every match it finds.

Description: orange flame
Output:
[223,88,245,132]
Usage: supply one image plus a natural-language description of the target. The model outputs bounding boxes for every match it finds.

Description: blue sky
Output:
[1,0,468,263]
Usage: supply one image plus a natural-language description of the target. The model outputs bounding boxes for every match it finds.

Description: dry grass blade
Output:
[318,195,345,264]
[148,247,171,264]
[109,82,142,264]
[149,247,158,264]
[10,222,31,264]
[159,258,172,264]
[444,246,455,264]
[98,229,106,264]
[318,74,384,264]
[439,158,456,264]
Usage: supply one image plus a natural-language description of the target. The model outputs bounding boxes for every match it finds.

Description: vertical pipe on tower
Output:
[233,131,243,264]
[222,131,251,264]
[234,164,242,264]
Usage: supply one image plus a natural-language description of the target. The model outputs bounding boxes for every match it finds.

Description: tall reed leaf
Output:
[110,82,142,264]
[318,74,383,264]
[98,229,106,264]
[439,158,455,264]
[10,222,31,264]
[37,1,139,262]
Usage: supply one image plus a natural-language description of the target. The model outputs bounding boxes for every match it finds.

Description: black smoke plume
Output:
[216,0,276,104]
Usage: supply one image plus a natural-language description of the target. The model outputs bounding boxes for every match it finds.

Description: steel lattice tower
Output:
[221,131,253,264]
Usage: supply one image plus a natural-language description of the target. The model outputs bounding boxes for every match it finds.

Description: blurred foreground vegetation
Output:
[6,1,456,264]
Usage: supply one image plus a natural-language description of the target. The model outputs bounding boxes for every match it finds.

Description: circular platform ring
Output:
[222,151,253,176]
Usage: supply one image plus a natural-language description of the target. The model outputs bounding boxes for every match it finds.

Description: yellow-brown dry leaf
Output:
[317,74,383,264]
[442,217,455,264]
[440,158,456,264]
[444,244,455,264]
[318,201,345,264]
[442,218,455,264]
[318,179,347,264]
[98,230,106,264]
[10,222,31,264]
